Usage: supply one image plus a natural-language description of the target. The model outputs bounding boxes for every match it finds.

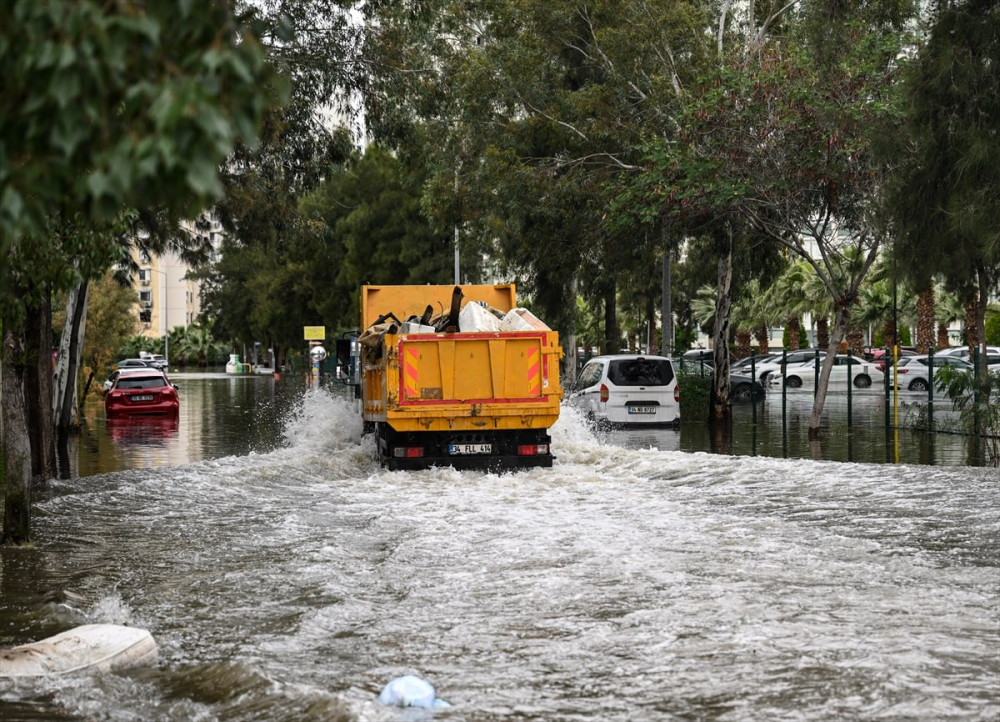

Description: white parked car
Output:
[770,354,884,389]
[893,354,976,391]
[568,355,680,427]
[751,349,826,383]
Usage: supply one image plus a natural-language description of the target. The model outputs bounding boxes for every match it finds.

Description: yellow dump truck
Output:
[357,284,562,470]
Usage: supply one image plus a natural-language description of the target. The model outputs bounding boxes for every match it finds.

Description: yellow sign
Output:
[303,326,326,341]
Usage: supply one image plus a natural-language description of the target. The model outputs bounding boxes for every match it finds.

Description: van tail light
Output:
[518,443,549,456]
[674,385,680,403]
[600,384,609,403]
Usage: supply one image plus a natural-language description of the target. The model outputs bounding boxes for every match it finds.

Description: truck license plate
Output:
[448,443,492,455]
[627,405,656,414]
[131,394,154,402]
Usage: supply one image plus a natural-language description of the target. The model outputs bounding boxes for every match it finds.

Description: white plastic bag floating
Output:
[377,675,450,708]
[458,301,501,332]
[499,307,550,332]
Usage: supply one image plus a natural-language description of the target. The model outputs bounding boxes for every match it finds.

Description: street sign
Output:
[303,326,325,341]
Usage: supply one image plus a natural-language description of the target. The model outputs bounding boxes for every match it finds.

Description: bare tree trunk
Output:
[916,287,935,353]
[2,327,32,545]
[53,279,89,434]
[563,276,578,386]
[24,292,54,481]
[809,302,851,438]
[604,283,619,354]
[661,232,672,357]
[975,265,991,381]
[711,249,733,424]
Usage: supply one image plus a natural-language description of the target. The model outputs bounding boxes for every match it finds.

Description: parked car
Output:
[893,354,976,391]
[568,355,679,427]
[113,358,152,370]
[102,366,154,394]
[935,346,1000,365]
[769,354,884,389]
[874,348,917,371]
[731,354,777,374]
[678,361,767,401]
[751,349,827,383]
[105,370,179,418]
[139,352,169,370]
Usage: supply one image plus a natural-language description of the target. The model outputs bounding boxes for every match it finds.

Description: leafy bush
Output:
[935,365,999,466]
[676,366,712,422]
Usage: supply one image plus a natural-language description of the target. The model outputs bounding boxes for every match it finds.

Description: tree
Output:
[1,0,278,544]
[886,0,1000,379]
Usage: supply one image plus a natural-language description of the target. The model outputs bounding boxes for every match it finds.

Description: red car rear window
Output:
[117,377,167,390]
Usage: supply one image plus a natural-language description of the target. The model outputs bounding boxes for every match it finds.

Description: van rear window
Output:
[608,359,674,386]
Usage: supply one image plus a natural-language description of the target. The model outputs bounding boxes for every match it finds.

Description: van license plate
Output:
[449,443,492,455]
[131,394,154,402]
[628,406,656,414]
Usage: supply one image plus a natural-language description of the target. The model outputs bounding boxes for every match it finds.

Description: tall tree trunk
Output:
[661,233,672,357]
[2,327,33,544]
[603,283,618,354]
[847,328,865,357]
[974,265,991,380]
[787,316,801,350]
[937,323,950,350]
[53,279,89,435]
[24,292,54,481]
[816,317,829,350]
[916,286,935,353]
[809,301,852,438]
[963,299,978,350]
[755,324,769,355]
[562,276,578,386]
[711,246,733,424]
[735,328,752,358]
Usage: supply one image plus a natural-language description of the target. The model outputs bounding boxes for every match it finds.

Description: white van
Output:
[569,355,680,427]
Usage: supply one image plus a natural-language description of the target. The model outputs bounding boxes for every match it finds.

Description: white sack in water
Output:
[0,624,158,677]
[378,674,450,708]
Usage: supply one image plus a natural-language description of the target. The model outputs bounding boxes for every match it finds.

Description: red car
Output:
[104,370,179,419]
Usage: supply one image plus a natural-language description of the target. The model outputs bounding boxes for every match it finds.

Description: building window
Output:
[139,290,152,307]
[139,268,151,286]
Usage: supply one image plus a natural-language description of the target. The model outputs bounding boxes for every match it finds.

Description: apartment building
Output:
[136,211,224,346]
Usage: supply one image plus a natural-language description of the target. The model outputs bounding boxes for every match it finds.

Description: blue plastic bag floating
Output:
[378,675,450,708]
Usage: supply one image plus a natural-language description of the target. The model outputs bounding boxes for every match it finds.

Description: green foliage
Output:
[935,364,1000,466]
[202,144,454,351]
[79,272,140,377]
[985,308,1000,346]
[1,0,277,247]
[676,366,712,422]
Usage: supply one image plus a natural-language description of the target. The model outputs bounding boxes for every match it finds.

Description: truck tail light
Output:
[393,446,424,459]
[674,385,680,403]
[517,443,549,456]
[600,384,609,403]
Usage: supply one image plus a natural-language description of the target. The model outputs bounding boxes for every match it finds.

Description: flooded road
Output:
[1,379,998,720]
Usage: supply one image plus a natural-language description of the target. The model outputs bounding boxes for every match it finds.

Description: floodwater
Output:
[1,374,998,721]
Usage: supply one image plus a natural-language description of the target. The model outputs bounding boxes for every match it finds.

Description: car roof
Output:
[587,354,671,362]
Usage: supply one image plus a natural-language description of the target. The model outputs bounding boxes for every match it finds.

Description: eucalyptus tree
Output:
[625,0,915,435]
[363,0,713,367]
[886,0,1000,379]
[1,0,276,544]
